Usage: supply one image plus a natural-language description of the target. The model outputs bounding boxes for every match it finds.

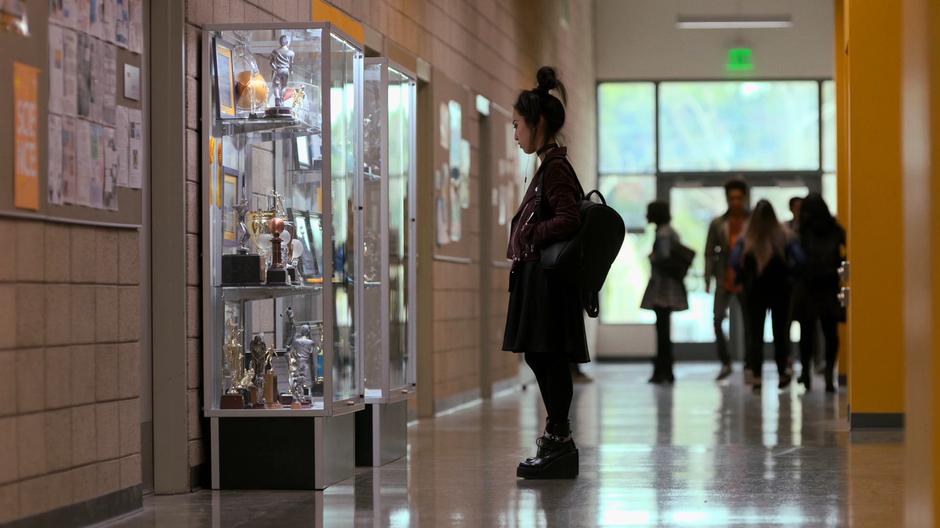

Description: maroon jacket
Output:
[507,147,583,265]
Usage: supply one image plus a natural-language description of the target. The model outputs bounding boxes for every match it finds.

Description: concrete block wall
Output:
[0,220,142,524]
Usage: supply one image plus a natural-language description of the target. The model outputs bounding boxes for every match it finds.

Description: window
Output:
[659,81,820,172]
[596,80,833,329]
[597,83,656,174]
[822,81,836,173]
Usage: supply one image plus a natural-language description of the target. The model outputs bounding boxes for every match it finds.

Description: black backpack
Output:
[537,160,626,318]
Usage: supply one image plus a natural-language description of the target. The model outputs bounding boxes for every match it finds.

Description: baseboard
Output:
[190,462,209,490]
[435,387,482,416]
[492,375,522,396]
[7,484,142,528]
[850,412,904,429]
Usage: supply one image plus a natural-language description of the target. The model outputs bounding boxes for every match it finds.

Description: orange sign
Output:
[13,62,40,210]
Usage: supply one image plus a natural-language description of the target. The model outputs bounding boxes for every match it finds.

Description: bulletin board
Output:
[432,71,474,261]
[0,0,147,227]
[487,103,528,265]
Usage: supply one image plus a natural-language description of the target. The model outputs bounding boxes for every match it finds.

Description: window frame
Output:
[596,78,834,325]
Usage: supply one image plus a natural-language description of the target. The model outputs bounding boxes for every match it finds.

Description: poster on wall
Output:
[14,62,40,210]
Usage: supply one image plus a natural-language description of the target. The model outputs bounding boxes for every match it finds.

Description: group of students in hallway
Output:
[641,180,847,393]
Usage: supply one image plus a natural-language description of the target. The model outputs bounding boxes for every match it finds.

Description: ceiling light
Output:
[676,15,793,30]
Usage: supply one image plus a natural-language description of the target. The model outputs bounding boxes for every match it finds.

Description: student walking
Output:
[731,200,805,392]
[792,193,846,392]
[704,180,751,381]
[640,202,689,384]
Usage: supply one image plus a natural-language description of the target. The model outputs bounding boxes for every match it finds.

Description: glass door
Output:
[664,176,817,349]
[668,186,727,343]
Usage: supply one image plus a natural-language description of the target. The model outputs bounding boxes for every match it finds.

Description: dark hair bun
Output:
[536,66,559,93]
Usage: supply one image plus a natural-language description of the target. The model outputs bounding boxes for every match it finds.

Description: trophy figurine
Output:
[265,216,290,284]
[263,340,279,408]
[220,319,247,409]
[222,199,264,285]
[248,334,269,407]
[289,324,315,405]
[266,34,295,118]
[282,307,296,349]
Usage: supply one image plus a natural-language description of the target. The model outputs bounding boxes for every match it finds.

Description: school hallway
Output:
[102,363,903,527]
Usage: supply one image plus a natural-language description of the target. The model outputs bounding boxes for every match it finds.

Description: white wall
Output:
[596,0,835,80]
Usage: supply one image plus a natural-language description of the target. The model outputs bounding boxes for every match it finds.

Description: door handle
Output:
[838,261,850,282]
[838,287,851,308]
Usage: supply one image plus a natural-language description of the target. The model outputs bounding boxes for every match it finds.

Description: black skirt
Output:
[502,260,590,363]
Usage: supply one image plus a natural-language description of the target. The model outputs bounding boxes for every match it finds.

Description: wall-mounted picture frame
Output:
[222,168,239,241]
[286,208,322,280]
[214,38,236,118]
[295,135,311,170]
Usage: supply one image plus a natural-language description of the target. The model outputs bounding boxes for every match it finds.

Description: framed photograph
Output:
[222,168,239,241]
[294,136,311,170]
[284,209,322,280]
[214,38,236,118]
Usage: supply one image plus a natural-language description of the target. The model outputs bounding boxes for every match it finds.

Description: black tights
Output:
[524,353,573,436]
[799,315,839,383]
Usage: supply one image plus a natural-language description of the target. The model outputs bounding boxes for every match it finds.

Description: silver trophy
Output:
[289,324,315,403]
[266,34,295,118]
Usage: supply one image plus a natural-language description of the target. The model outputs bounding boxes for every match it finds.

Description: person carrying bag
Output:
[640,201,690,384]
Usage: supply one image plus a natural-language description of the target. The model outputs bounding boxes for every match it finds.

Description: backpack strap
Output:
[535,156,585,221]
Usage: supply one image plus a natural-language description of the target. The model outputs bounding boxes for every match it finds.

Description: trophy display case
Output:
[201,23,364,490]
[355,59,418,467]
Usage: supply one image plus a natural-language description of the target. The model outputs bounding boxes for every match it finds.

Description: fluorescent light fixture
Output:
[677,15,792,29]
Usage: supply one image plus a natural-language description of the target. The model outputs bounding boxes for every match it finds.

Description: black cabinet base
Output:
[219,417,316,489]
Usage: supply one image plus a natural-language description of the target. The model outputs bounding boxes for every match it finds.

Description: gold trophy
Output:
[220,318,248,409]
[246,209,275,282]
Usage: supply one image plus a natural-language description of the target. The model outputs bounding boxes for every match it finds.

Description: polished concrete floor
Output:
[103,363,904,527]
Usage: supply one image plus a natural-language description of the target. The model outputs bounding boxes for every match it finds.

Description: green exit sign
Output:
[727,48,754,72]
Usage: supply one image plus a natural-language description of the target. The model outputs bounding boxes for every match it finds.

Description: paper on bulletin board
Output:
[62,116,78,204]
[103,126,118,210]
[128,108,142,188]
[14,62,40,211]
[48,114,64,205]
[49,24,79,116]
[101,43,117,126]
[114,0,129,48]
[75,119,92,206]
[115,106,128,187]
[128,0,142,54]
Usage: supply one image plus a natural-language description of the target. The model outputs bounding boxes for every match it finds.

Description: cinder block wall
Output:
[0,221,142,524]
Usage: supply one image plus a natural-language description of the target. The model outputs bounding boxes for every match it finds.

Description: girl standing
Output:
[503,66,586,480]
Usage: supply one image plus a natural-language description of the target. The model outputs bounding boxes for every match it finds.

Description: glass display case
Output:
[361,59,417,404]
[201,23,363,490]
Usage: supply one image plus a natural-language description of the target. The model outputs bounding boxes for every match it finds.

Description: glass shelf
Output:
[213,116,322,141]
[220,283,323,302]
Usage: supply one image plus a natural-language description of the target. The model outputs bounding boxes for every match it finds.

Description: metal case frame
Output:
[361,58,418,405]
[200,22,365,489]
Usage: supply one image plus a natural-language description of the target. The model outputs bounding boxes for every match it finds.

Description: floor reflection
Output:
[105,363,903,527]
